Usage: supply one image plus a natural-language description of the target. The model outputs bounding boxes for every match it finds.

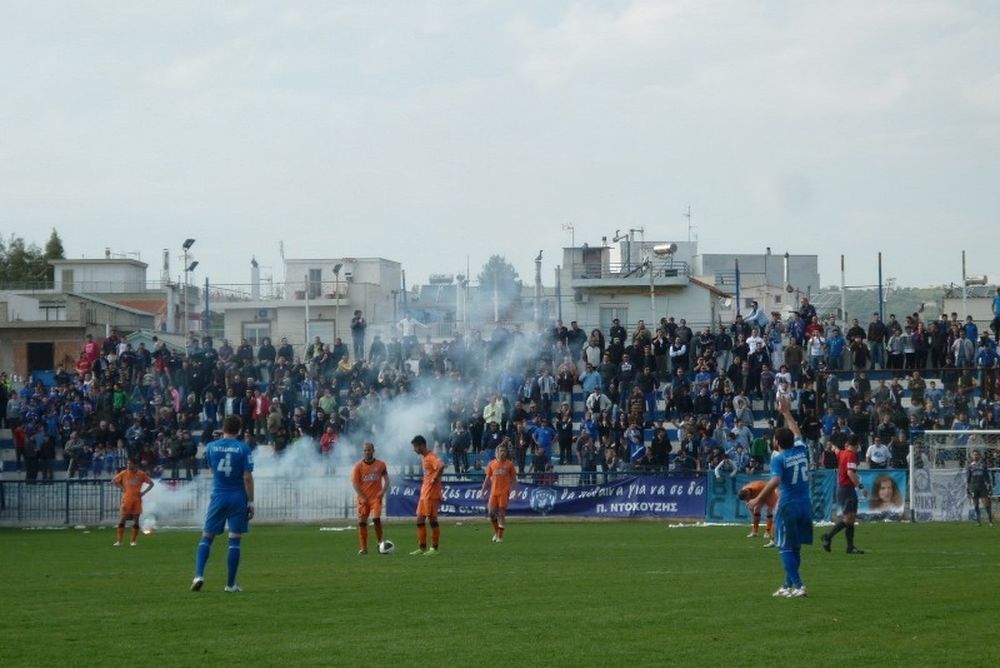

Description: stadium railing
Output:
[0,469,703,527]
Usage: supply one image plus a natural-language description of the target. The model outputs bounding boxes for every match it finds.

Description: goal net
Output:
[910,430,1000,522]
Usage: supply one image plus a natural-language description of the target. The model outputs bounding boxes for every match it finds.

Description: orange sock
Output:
[418,525,427,548]
[498,525,505,539]
[359,524,369,551]
[431,526,440,549]
[490,518,499,535]
[374,523,383,542]
[116,527,124,542]
[766,516,774,536]
[131,526,139,543]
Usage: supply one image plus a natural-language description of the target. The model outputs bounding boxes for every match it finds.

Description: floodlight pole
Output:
[961,250,967,317]
[735,259,741,317]
[877,252,884,321]
[840,255,847,328]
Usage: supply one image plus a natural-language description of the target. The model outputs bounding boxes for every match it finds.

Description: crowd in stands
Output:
[2,293,999,483]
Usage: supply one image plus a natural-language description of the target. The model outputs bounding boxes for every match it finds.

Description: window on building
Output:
[600,306,628,333]
[40,304,66,321]
[308,268,322,299]
[243,322,271,346]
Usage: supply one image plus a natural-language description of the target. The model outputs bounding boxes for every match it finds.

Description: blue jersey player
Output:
[191,415,255,593]
[749,395,813,598]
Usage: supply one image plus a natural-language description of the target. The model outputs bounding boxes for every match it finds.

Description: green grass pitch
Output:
[1,520,996,666]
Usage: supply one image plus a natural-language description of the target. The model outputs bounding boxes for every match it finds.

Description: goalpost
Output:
[910,430,1000,522]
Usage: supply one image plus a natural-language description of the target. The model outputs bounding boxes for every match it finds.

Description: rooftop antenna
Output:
[684,205,695,243]
[561,222,575,248]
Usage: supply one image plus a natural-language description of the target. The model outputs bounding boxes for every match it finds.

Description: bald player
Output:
[352,442,389,555]
[480,441,518,542]
[410,434,444,556]
[112,459,154,546]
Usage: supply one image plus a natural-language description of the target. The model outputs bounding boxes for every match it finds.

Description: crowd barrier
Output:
[1,469,926,527]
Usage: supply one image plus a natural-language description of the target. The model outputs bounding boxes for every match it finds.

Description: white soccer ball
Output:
[378,540,395,555]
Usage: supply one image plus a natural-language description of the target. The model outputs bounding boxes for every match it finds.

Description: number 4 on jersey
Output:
[217,453,233,476]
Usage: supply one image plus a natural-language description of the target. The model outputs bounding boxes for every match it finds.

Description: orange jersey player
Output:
[112,459,154,546]
[738,479,778,546]
[410,434,444,556]
[480,441,517,542]
[351,442,390,555]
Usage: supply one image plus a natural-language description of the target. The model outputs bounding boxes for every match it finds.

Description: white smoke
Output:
[140,331,551,530]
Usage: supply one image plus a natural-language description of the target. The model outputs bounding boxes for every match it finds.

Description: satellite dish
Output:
[785,284,795,293]
[719,297,733,308]
[653,243,678,256]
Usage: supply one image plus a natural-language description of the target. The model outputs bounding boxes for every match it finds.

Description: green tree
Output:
[477,255,521,302]
[0,230,64,286]
[44,228,65,261]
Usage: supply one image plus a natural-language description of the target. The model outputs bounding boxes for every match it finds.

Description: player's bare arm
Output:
[777,395,801,439]
[749,476,780,512]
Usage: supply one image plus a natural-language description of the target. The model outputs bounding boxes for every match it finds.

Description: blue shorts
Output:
[204,492,250,535]
[774,500,813,551]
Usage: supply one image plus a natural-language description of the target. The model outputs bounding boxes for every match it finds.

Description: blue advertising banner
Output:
[705,469,909,524]
[386,475,706,518]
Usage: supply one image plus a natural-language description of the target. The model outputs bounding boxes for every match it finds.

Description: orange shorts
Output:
[489,493,509,511]
[120,499,142,517]
[357,496,383,519]
[416,496,441,518]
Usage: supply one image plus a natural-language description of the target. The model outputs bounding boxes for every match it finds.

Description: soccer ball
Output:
[378,540,395,555]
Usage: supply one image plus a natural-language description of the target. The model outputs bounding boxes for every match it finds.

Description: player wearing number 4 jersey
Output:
[749,395,812,598]
[191,415,255,593]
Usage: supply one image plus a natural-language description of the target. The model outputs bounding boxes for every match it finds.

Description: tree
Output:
[0,229,64,286]
[44,228,65,262]
[477,255,521,302]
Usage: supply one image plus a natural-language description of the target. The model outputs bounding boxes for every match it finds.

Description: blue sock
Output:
[227,537,241,587]
[780,549,799,588]
[195,536,213,578]
[793,550,802,587]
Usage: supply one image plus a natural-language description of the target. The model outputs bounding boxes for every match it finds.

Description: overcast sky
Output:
[2,1,997,292]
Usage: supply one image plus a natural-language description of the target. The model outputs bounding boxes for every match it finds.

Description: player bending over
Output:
[480,441,518,542]
[352,442,389,554]
[410,435,444,556]
[191,415,254,593]
[967,450,994,526]
[749,395,813,598]
[738,479,777,547]
[112,459,153,546]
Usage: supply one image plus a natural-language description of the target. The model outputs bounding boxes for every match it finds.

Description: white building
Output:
[50,257,150,293]
[556,239,729,331]
[216,257,402,349]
